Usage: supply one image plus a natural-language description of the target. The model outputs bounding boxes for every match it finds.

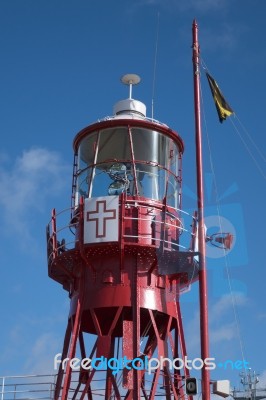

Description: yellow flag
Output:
[206,72,234,123]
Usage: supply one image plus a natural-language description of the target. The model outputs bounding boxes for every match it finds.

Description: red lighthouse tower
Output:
[47,73,203,399]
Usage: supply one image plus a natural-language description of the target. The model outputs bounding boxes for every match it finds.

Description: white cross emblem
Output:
[84,196,119,243]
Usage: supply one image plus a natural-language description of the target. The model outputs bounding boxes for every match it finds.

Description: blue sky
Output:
[0,0,265,392]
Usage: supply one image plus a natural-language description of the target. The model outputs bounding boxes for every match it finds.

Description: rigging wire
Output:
[234,114,266,163]
[199,75,248,377]
[229,117,266,180]
[151,12,160,121]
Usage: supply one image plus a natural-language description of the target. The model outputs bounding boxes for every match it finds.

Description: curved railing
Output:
[96,114,169,128]
[46,206,79,266]
[46,200,197,268]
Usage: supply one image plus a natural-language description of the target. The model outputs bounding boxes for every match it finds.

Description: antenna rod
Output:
[129,81,133,99]
[192,19,211,400]
[152,11,160,120]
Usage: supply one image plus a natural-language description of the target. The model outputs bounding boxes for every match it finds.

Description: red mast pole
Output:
[192,19,211,400]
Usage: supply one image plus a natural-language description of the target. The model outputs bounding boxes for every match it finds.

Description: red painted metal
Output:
[128,126,139,197]
[51,208,58,259]
[46,24,211,398]
[47,176,199,396]
[72,118,184,154]
[192,19,211,400]
[54,319,72,400]
[61,199,86,400]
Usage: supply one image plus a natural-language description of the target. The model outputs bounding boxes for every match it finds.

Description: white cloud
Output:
[200,24,238,52]
[210,292,247,322]
[178,21,246,54]
[0,309,68,376]
[178,0,228,12]
[129,0,246,55]
[210,293,247,344]
[183,292,248,353]
[211,322,237,344]
[257,313,266,321]
[133,0,230,13]
[258,370,266,387]
[22,332,62,374]
[0,147,70,249]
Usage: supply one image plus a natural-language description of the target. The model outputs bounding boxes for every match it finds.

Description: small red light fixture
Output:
[206,233,234,250]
